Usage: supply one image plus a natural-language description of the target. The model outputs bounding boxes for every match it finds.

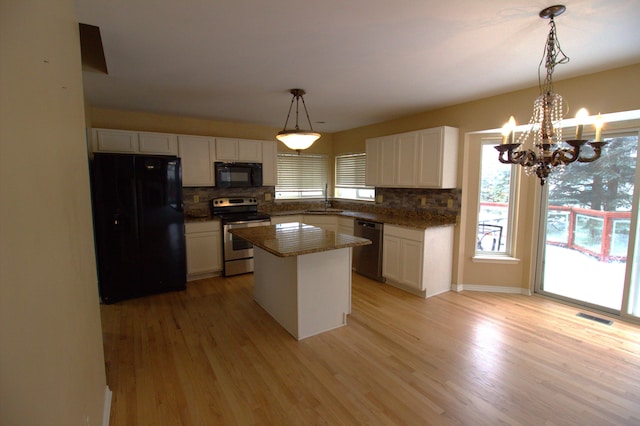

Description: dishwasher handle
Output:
[356,220,383,230]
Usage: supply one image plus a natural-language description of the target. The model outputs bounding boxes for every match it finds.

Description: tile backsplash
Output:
[183,186,461,219]
[183,186,275,217]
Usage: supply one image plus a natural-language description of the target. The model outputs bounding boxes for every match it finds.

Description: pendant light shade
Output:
[276,89,321,152]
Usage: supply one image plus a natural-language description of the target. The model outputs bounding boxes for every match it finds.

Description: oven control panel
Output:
[212,197,258,208]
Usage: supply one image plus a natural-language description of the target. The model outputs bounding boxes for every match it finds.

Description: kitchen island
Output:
[229,222,371,340]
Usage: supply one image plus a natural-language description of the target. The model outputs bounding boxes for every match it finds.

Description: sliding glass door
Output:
[536,133,638,314]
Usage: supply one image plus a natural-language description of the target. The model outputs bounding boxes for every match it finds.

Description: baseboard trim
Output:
[451,284,531,296]
[103,386,112,426]
[384,280,427,298]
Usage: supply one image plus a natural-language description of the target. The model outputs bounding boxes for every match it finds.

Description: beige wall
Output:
[333,63,640,291]
[0,1,107,425]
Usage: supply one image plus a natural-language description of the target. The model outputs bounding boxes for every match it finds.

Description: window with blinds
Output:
[275,153,328,199]
[335,153,374,201]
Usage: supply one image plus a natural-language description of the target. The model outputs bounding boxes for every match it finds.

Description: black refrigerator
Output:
[91,153,186,304]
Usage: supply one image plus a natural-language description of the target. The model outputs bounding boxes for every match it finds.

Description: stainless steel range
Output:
[212,197,270,276]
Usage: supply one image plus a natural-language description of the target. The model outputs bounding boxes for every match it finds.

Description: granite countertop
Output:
[185,207,457,229]
[268,209,456,229]
[228,222,371,257]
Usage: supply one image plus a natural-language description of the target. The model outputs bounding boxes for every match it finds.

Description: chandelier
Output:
[276,89,321,152]
[494,5,606,185]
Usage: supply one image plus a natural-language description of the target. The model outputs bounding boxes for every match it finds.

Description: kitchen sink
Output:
[305,208,344,213]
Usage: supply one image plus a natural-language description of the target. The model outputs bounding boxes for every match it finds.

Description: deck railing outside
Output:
[478,203,631,262]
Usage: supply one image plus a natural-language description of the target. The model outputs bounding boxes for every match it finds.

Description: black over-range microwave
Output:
[214,162,263,188]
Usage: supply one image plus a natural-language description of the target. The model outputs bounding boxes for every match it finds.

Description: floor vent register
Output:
[576,312,613,326]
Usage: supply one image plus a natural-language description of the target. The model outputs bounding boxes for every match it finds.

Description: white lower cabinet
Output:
[303,215,338,233]
[382,224,453,297]
[337,217,354,236]
[185,220,222,280]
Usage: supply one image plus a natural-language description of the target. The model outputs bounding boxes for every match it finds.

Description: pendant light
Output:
[276,89,321,152]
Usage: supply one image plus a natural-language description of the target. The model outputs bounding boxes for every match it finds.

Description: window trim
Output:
[474,136,520,259]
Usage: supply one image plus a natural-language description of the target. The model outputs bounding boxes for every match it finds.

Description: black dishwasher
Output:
[353,220,385,282]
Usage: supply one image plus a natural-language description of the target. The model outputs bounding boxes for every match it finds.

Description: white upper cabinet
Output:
[365,138,381,187]
[416,126,459,188]
[178,135,216,187]
[365,135,397,187]
[215,138,262,162]
[365,126,459,189]
[138,132,178,155]
[91,128,274,187]
[379,136,397,186]
[261,140,278,186]
[395,132,419,187]
[92,129,139,153]
[92,129,178,155]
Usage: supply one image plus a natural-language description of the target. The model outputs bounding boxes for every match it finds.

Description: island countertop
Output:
[229,222,371,257]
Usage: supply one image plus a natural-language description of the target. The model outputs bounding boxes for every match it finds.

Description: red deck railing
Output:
[546,205,631,262]
[479,203,632,262]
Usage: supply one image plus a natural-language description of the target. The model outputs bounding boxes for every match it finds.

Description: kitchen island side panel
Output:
[297,248,351,339]
[253,246,351,340]
[253,247,299,337]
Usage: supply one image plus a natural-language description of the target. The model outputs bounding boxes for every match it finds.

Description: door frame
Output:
[532,123,640,322]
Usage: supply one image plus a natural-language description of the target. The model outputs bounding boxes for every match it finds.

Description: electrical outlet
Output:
[265,193,272,201]
[447,198,453,208]
[193,195,200,203]
[421,196,427,206]
[376,194,383,204]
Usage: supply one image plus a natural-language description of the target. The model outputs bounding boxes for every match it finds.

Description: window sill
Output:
[472,255,520,264]
[334,197,375,203]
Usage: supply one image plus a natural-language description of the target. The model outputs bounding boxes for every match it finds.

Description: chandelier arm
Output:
[577,142,607,163]
[551,147,579,165]
[521,150,539,168]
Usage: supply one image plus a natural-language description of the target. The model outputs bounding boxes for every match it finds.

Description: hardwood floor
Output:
[101,273,640,425]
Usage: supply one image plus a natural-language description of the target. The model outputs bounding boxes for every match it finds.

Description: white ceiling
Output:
[75,0,640,133]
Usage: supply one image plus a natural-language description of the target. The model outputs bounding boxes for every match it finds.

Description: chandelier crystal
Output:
[495,5,607,185]
[276,89,321,153]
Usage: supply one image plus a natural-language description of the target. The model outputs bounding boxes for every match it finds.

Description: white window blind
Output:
[334,153,374,201]
[336,153,367,187]
[276,153,328,199]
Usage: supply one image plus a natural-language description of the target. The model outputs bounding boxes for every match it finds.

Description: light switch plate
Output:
[193,195,200,203]
[265,193,272,201]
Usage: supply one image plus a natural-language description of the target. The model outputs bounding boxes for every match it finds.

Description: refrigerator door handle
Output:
[112,214,129,231]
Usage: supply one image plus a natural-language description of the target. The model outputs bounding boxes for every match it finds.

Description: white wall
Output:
[0,0,108,424]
